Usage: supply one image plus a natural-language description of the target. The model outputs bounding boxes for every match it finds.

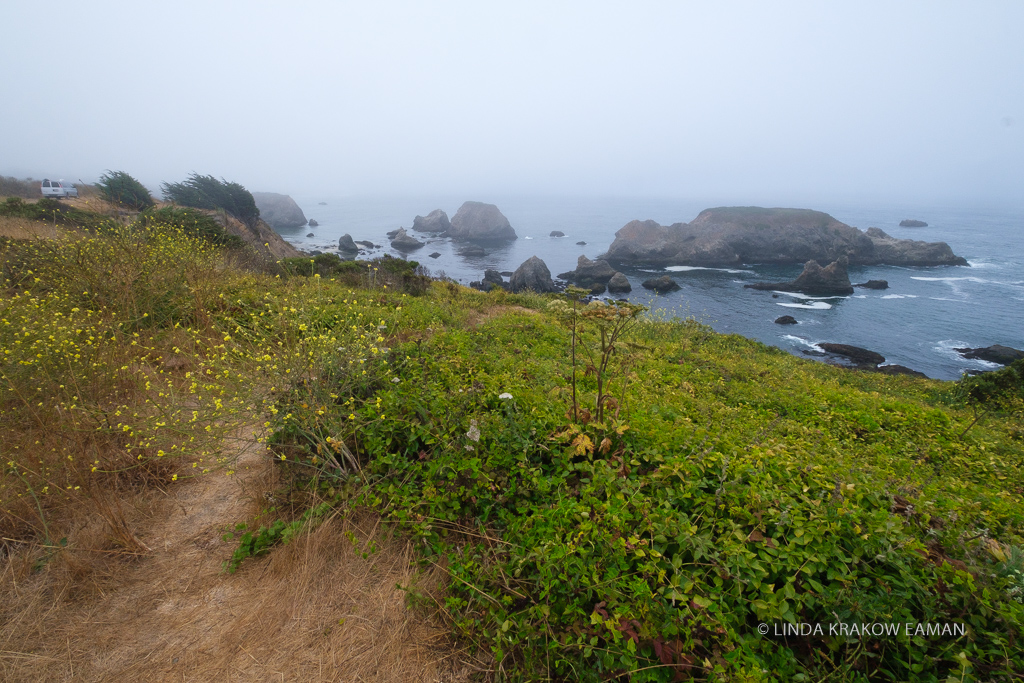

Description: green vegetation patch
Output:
[267,292,1024,681]
[1,196,109,230]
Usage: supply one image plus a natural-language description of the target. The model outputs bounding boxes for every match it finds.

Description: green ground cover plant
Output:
[2,221,1021,681]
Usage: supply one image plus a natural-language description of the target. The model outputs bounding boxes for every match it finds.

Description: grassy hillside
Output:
[1,217,1021,681]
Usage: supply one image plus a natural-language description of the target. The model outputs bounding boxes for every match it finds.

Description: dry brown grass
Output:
[0,436,479,682]
[0,215,66,240]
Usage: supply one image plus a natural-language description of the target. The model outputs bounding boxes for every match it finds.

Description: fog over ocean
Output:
[275,196,1024,381]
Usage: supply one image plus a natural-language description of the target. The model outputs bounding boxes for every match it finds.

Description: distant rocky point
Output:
[899,219,928,227]
[252,192,307,229]
[449,202,517,242]
[601,207,966,268]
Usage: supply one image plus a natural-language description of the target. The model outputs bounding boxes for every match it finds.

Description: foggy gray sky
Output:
[3,1,1022,207]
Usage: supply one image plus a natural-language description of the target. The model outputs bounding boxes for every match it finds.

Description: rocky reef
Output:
[601,207,966,268]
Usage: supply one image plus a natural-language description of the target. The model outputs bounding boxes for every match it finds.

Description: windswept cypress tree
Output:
[161,173,260,228]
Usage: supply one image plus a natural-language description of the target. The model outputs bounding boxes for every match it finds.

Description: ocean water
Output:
[279,195,1023,380]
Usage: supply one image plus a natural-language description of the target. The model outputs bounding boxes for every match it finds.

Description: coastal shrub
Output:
[133,206,244,248]
[0,176,41,199]
[161,173,260,228]
[0,196,108,230]
[279,254,431,295]
[96,170,155,210]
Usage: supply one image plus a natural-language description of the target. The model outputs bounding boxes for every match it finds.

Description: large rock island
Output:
[251,192,308,229]
[601,207,967,268]
[448,202,517,242]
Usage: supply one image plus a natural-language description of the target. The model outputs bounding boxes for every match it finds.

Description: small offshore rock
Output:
[355,240,376,248]
[576,241,587,245]
[899,219,928,227]
[318,201,327,205]
[874,364,928,378]
[510,256,557,293]
[428,252,441,259]
[854,280,889,290]
[775,315,798,325]
[558,255,618,289]
[550,230,565,237]
[308,219,319,227]
[459,245,486,257]
[390,228,425,251]
[954,344,1024,366]
[386,228,401,239]
[745,256,854,296]
[483,269,506,287]
[413,209,451,233]
[338,234,359,252]
[607,272,632,293]
[819,343,885,367]
[306,232,314,237]
[641,275,681,293]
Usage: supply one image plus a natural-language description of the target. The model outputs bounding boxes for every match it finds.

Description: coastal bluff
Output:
[601,207,967,268]
[251,192,307,229]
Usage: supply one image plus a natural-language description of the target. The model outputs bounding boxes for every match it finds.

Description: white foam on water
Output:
[853,295,868,298]
[781,335,823,351]
[777,301,832,310]
[967,259,999,269]
[773,291,848,301]
[932,339,1003,368]
[929,297,964,302]
[911,276,989,283]
[523,236,534,240]
[880,294,919,299]
[665,265,750,274]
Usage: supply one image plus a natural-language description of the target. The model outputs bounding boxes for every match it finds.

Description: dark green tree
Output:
[96,170,155,210]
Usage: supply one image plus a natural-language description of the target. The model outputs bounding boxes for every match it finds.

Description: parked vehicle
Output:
[40,179,78,198]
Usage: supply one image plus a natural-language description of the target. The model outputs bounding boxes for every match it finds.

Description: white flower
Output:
[391,377,400,383]
[466,420,481,442]
[499,393,513,400]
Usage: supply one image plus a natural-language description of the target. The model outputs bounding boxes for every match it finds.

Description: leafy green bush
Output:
[161,173,260,228]
[96,170,154,210]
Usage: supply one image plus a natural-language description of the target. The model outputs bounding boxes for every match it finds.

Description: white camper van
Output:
[40,179,79,198]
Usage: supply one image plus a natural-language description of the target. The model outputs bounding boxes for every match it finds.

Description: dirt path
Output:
[1,434,474,682]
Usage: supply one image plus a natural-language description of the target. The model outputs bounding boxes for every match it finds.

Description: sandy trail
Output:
[1,433,474,682]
